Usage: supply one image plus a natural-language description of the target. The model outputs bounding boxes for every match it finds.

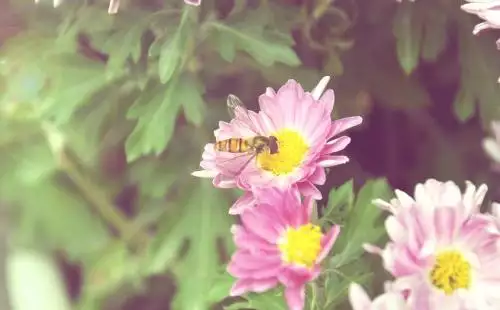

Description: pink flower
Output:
[349,282,410,310]
[227,187,340,310]
[192,77,362,214]
[366,179,500,310]
[461,1,500,35]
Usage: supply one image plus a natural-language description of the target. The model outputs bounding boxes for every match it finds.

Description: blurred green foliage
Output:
[1,0,500,309]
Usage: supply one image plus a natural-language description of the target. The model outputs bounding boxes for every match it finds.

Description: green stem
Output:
[59,151,150,250]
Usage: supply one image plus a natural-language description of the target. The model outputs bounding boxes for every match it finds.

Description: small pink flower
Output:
[348,282,410,310]
[366,179,500,310]
[192,77,362,214]
[227,187,339,310]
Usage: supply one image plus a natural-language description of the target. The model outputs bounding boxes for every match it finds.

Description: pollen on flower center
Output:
[429,250,471,295]
[257,129,309,176]
[278,223,322,268]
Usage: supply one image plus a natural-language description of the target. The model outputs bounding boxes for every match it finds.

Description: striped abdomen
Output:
[214,138,251,153]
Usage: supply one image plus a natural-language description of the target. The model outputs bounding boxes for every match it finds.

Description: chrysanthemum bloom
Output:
[227,187,339,310]
[366,179,500,309]
[192,76,362,214]
[348,282,410,310]
[374,178,487,216]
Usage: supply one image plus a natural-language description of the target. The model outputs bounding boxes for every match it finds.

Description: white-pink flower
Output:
[349,282,410,310]
[227,187,339,310]
[366,179,500,310]
[192,77,362,214]
[461,1,500,35]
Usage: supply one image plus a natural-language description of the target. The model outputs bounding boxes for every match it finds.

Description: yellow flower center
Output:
[257,129,309,176]
[278,223,322,268]
[429,250,471,295]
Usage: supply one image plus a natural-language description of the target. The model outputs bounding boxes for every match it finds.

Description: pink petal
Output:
[297,181,322,200]
[229,192,255,215]
[230,277,279,296]
[322,136,352,154]
[329,116,363,139]
[318,155,349,167]
[316,225,340,262]
[284,285,306,310]
[319,89,335,114]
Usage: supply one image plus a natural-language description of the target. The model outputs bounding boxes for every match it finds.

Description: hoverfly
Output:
[213,94,279,176]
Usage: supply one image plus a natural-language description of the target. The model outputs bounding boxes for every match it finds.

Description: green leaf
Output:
[330,178,391,267]
[211,12,300,67]
[207,269,235,305]
[421,9,448,61]
[100,22,147,75]
[147,182,234,310]
[323,261,373,308]
[321,179,354,225]
[393,2,423,75]
[179,75,206,126]
[225,288,287,310]
[41,54,117,124]
[453,87,475,122]
[158,9,193,84]
[125,80,183,162]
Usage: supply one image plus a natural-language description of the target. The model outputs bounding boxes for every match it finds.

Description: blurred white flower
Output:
[483,121,500,166]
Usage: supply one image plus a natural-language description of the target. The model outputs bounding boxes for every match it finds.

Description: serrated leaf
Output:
[101,22,146,74]
[393,2,423,75]
[453,87,475,122]
[330,179,391,267]
[147,182,233,310]
[125,80,182,162]
[211,15,300,67]
[179,75,206,126]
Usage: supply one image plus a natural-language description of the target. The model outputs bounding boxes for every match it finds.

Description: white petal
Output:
[311,76,331,100]
[483,138,500,163]
[191,170,217,178]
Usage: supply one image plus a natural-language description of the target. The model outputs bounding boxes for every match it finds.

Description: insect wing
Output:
[217,151,256,178]
[227,94,249,119]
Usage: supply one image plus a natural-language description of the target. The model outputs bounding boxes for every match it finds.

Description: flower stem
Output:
[59,151,150,250]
